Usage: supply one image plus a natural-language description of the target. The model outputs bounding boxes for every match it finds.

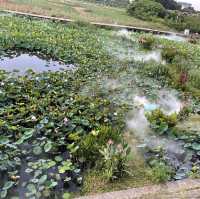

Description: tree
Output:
[153,0,181,10]
[85,0,129,7]
[127,0,166,20]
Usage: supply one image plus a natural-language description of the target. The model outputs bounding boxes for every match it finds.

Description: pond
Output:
[0,53,76,74]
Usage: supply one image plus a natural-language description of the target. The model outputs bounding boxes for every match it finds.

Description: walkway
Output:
[76,179,200,199]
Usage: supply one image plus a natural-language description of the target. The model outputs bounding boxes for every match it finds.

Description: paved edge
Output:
[76,179,200,199]
[1,9,186,37]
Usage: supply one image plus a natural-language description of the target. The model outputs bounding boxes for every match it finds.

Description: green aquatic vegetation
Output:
[99,140,131,181]
[0,13,200,196]
[76,126,124,165]
[0,16,111,76]
[189,69,200,89]
[137,35,200,97]
[0,16,130,198]
[150,160,173,183]
[0,69,127,198]
[146,109,178,135]
[161,47,178,63]
[138,36,155,50]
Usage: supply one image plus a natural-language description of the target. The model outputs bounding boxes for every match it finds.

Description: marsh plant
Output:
[146,109,178,135]
[138,36,155,50]
[150,160,173,183]
[99,140,131,181]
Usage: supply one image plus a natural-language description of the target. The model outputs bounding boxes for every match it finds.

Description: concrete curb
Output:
[76,179,200,199]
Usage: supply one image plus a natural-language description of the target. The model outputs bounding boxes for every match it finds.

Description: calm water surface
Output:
[0,53,76,74]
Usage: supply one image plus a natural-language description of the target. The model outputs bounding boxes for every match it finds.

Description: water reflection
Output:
[0,53,76,74]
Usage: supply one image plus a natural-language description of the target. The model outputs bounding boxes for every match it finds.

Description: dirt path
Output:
[76,179,200,199]
[73,6,88,17]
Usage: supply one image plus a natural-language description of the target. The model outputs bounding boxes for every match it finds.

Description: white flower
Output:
[63,117,69,124]
[91,130,99,136]
[31,115,37,121]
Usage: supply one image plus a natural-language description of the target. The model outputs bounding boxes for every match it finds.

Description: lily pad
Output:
[3,181,15,190]
[191,143,200,151]
[33,146,42,155]
[44,141,52,152]
[0,136,9,145]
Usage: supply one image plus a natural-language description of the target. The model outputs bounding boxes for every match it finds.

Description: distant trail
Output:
[76,179,200,199]
[2,9,187,37]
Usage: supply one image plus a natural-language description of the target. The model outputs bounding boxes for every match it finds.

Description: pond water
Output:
[0,53,76,74]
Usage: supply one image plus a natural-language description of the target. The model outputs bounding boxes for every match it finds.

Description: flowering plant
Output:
[99,139,131,181]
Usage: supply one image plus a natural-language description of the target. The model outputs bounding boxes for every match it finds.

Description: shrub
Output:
[150,160,173,183]
[161,47,189,63]
[99,141,131,181]
[146,109,178,134]
[127,0,166,20]
[166,12,200,33]
[76,126,125,166]
[154,0,181,10]
[185,16,200,33]
[141,63,170,81]
[138,36,155,49]
[189,69,200,89]
[84,0,129,7]
[76,125,131,181]
[161,47,178,63]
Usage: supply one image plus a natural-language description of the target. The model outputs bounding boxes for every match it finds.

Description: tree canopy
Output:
[154,0,181,10]
[127,0,166,20]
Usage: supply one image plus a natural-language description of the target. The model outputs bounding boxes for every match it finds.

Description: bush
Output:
[99,141,131,180]
[76,126,120,165]
[127,0,166,20]
[154,0,181,10]
[183,15,200,33]
[142,63,170,81]
[84,0,129,7]
[138,36,155,49]
[161,47,178,63]
[150,160,173,183]
[189,69,200,89]
[76,125,131,181]
[146,109,178,135]
[166,12,200,33]
[161,47,188,63]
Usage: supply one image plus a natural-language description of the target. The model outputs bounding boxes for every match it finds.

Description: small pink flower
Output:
[108,139,114,145]
[63,117,69,125]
